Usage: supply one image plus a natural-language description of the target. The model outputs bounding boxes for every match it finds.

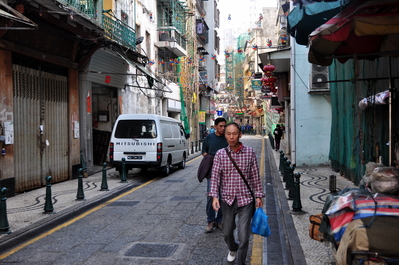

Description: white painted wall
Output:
[293,44,332,166]
[204,0,216,89]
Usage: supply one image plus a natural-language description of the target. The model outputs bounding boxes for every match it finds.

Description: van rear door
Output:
[112,119,158,163]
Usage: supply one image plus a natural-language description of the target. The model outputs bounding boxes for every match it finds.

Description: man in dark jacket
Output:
[273,124,283,151]
[199,117,228,232]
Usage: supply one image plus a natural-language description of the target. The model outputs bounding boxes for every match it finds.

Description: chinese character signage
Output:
[198,111,206,124]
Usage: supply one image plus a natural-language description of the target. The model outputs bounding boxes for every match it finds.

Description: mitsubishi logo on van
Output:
[115,142,156,146]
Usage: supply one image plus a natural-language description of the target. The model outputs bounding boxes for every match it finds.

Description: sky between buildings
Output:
[217,0,278,65]
[219,0,277,32]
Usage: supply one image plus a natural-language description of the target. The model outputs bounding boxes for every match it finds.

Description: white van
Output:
[109,114,189,176]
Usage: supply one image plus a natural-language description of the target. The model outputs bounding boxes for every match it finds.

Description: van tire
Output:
[178,155,186,169]
[162,161,171,176]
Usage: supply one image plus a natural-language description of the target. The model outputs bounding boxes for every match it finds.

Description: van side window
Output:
[172,123,180,138]
[115,120,157,138]
[161,122,173,138]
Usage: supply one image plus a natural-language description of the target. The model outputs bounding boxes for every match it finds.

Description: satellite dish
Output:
[136,37,144,45]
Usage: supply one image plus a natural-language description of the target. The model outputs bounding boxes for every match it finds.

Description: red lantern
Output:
[263,64,275,73]
[267,76,277,84]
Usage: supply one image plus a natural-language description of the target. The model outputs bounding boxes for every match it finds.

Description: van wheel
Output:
[162,162,171,176]
[178,156,186,169]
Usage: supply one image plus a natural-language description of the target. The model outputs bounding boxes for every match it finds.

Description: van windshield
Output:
[114,120,157,139]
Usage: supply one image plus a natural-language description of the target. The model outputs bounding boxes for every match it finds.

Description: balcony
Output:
[58,0,97,20]
[157,29,187,57]
[102,15,137,51]
[196,19,209,45]
[157,0,188,36]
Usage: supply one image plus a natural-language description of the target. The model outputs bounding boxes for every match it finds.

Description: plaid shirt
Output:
[209,144,265,207]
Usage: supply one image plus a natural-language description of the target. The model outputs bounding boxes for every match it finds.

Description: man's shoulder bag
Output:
[224,148,255,200]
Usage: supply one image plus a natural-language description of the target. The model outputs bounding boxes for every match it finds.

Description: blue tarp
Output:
[287,1,350,45]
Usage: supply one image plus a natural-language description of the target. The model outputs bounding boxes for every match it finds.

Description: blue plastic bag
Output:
[251,207,271,237]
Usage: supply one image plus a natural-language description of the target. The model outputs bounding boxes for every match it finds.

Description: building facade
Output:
[0,0,219,194]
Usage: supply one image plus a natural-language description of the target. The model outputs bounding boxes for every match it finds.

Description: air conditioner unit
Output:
[308,64,329,94]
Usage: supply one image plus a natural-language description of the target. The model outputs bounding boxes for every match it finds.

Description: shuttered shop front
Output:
[12,56,69,192]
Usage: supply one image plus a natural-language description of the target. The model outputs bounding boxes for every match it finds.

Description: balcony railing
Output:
[102,15,136,51]
[157,0,188,36]
[196,19,208,45]
[60,0,96,19]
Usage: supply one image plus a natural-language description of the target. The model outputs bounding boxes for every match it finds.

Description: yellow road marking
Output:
[0,155,201,259]
[251,138,265,265]
[0,178,159,260]
[0,151,255,260]
[187,155,202,163]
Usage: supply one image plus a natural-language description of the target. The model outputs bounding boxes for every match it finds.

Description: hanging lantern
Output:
[267,76,277,84]
[263,64,275,74]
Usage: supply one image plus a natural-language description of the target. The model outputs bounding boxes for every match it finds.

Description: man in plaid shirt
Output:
[209,122,265,264]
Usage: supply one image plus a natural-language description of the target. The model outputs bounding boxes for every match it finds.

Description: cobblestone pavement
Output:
[269,138,356,265]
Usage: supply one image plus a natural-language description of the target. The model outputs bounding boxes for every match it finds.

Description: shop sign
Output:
[252,79,262,90]
[198,111,206,124]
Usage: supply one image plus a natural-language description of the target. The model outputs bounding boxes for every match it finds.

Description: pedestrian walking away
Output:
[273,124,283,151]
[199,117,228,233]
[209,122,265,265]
[209,125,216,134]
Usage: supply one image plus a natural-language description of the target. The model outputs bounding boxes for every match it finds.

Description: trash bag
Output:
[251,208,271,237]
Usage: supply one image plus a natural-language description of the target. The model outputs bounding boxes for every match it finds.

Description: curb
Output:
[0,181,137,255]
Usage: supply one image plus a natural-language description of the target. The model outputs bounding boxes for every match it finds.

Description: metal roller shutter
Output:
[12,57,69,192]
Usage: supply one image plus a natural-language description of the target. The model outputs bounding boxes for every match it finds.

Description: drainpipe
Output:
[290,2,296,166]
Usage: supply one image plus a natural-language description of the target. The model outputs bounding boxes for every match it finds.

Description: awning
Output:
[287,0,350,45]
[258,48,291,73]
[308,0,399,65]
[0,2,38,30]
[115,50,172,93]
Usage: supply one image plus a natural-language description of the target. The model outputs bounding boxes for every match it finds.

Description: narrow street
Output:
[0,136,304,265]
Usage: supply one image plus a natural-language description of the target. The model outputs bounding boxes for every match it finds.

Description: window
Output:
[115,120,157,138]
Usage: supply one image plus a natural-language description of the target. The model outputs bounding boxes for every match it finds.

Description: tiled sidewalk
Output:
[269,137,356,265]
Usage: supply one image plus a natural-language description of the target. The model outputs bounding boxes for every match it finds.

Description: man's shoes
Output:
[227,251,236,262]
[216,222,223,230]
[205,222,215,233]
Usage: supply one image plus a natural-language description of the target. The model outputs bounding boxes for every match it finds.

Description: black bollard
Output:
[329,175,337,193]
[0,187,11,234]
[283,160,290,183]
[191,141,194,154]
[292,173,304,213]
[281,156,288,176]
[76,168,85,200]
[279,151,285,172]
[195,140,198,152]
[80,150,88,178]
[199,140,202,152]
[43,176,55,214]
[100,163,109,191]
[287,166,295,200]
[120,158,127,183]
